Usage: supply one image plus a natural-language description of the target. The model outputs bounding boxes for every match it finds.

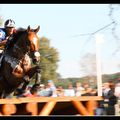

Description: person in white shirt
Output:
[74,82,85,96]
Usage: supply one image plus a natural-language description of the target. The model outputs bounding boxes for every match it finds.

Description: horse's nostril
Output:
[33,58,38,64]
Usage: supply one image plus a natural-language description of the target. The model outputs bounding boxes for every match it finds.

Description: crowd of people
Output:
[14,80,98,98]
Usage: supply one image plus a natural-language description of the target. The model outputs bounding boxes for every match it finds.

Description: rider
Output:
[0,19,16,66]
[0,19,16,53]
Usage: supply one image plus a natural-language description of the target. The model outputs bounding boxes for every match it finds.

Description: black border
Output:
[0,1,120,120]
[0,116,120,119]
[0,0,119,4]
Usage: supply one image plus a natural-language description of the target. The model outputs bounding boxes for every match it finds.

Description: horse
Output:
[0,25,41,98]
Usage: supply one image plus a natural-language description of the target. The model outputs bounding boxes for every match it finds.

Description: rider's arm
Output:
[0,39,8,46]
[0,29,8,47]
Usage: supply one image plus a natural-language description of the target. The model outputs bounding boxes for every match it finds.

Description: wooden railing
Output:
[0,96,103,116]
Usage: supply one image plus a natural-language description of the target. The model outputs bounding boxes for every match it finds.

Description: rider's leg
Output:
[0,50,4,67]
[0,54,2,65]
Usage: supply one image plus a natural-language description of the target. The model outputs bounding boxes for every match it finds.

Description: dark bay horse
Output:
[0,26,41,98]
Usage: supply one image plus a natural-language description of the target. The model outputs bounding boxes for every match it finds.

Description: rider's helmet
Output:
[4,19,15,28]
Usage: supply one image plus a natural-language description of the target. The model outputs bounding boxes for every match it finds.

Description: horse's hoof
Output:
[23,75,30,83]
[32,84,40,89]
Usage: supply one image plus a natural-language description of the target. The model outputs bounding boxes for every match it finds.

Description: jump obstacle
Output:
[0,96,103,116]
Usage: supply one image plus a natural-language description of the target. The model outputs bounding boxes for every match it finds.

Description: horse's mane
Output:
[5,28,27,51]
[6,27,36,50]
[12,27,35,43]
[13,27,27,42]
[6,27,27,50]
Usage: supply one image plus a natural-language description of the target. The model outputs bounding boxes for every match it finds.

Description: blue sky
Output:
[0,4,120,78]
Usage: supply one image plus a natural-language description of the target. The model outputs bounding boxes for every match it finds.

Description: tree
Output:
[0,16,3,27]
[38,37,60,84]
[80,53,96,76]
[80,53,97,88]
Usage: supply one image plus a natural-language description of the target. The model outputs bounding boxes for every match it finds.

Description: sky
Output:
[0,4,120,78]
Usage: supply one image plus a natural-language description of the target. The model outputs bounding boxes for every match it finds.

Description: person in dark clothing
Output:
[106,81,117,115]
[95,82,117,115]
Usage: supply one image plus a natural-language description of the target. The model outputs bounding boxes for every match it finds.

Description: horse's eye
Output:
[26,40,30,45]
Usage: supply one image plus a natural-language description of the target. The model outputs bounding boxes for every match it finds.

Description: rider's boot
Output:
[0,53,3,68]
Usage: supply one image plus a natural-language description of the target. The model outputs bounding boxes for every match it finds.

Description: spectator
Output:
[56,85,65,97]
[29,84,40,97]
[46,80,57,97]
[96,82,117,115]
[81,87,96,96]
[114,78,120,98]
[82,82,90,90]
[74,82,85,97]
[38,84,47,96]
[64,83,75,97]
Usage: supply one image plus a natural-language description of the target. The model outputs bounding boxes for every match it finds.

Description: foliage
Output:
[0,16,3,27]
[38,37,60,84]
[56,72,120,89]
[80,53,96,76]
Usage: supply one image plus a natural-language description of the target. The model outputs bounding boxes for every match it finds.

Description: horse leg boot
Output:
[32,67,41,91]
[35,69,41,85]
[30,66,41,91]
[21,75,30,91]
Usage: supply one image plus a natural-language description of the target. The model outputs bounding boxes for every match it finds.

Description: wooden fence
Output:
[0,96,103,116]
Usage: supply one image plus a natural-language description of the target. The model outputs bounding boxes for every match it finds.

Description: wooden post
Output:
[2,104,16,115]
[86,100,97,115]
[26,102,38,115]
[39,100,57,116]
[71,100,89,115]
[95,34,104,96]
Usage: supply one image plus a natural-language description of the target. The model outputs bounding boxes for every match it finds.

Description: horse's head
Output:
[26,25,40,63]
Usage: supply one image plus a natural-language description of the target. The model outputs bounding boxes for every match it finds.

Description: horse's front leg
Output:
[21,75,30,91]
[35,69,41,85]
[21,65,41,90]
[26,65,41,79]
[28,65,41,85]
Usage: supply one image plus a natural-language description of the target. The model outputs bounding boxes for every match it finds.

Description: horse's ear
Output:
[27,25,31,32]
[34,26,40,33]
